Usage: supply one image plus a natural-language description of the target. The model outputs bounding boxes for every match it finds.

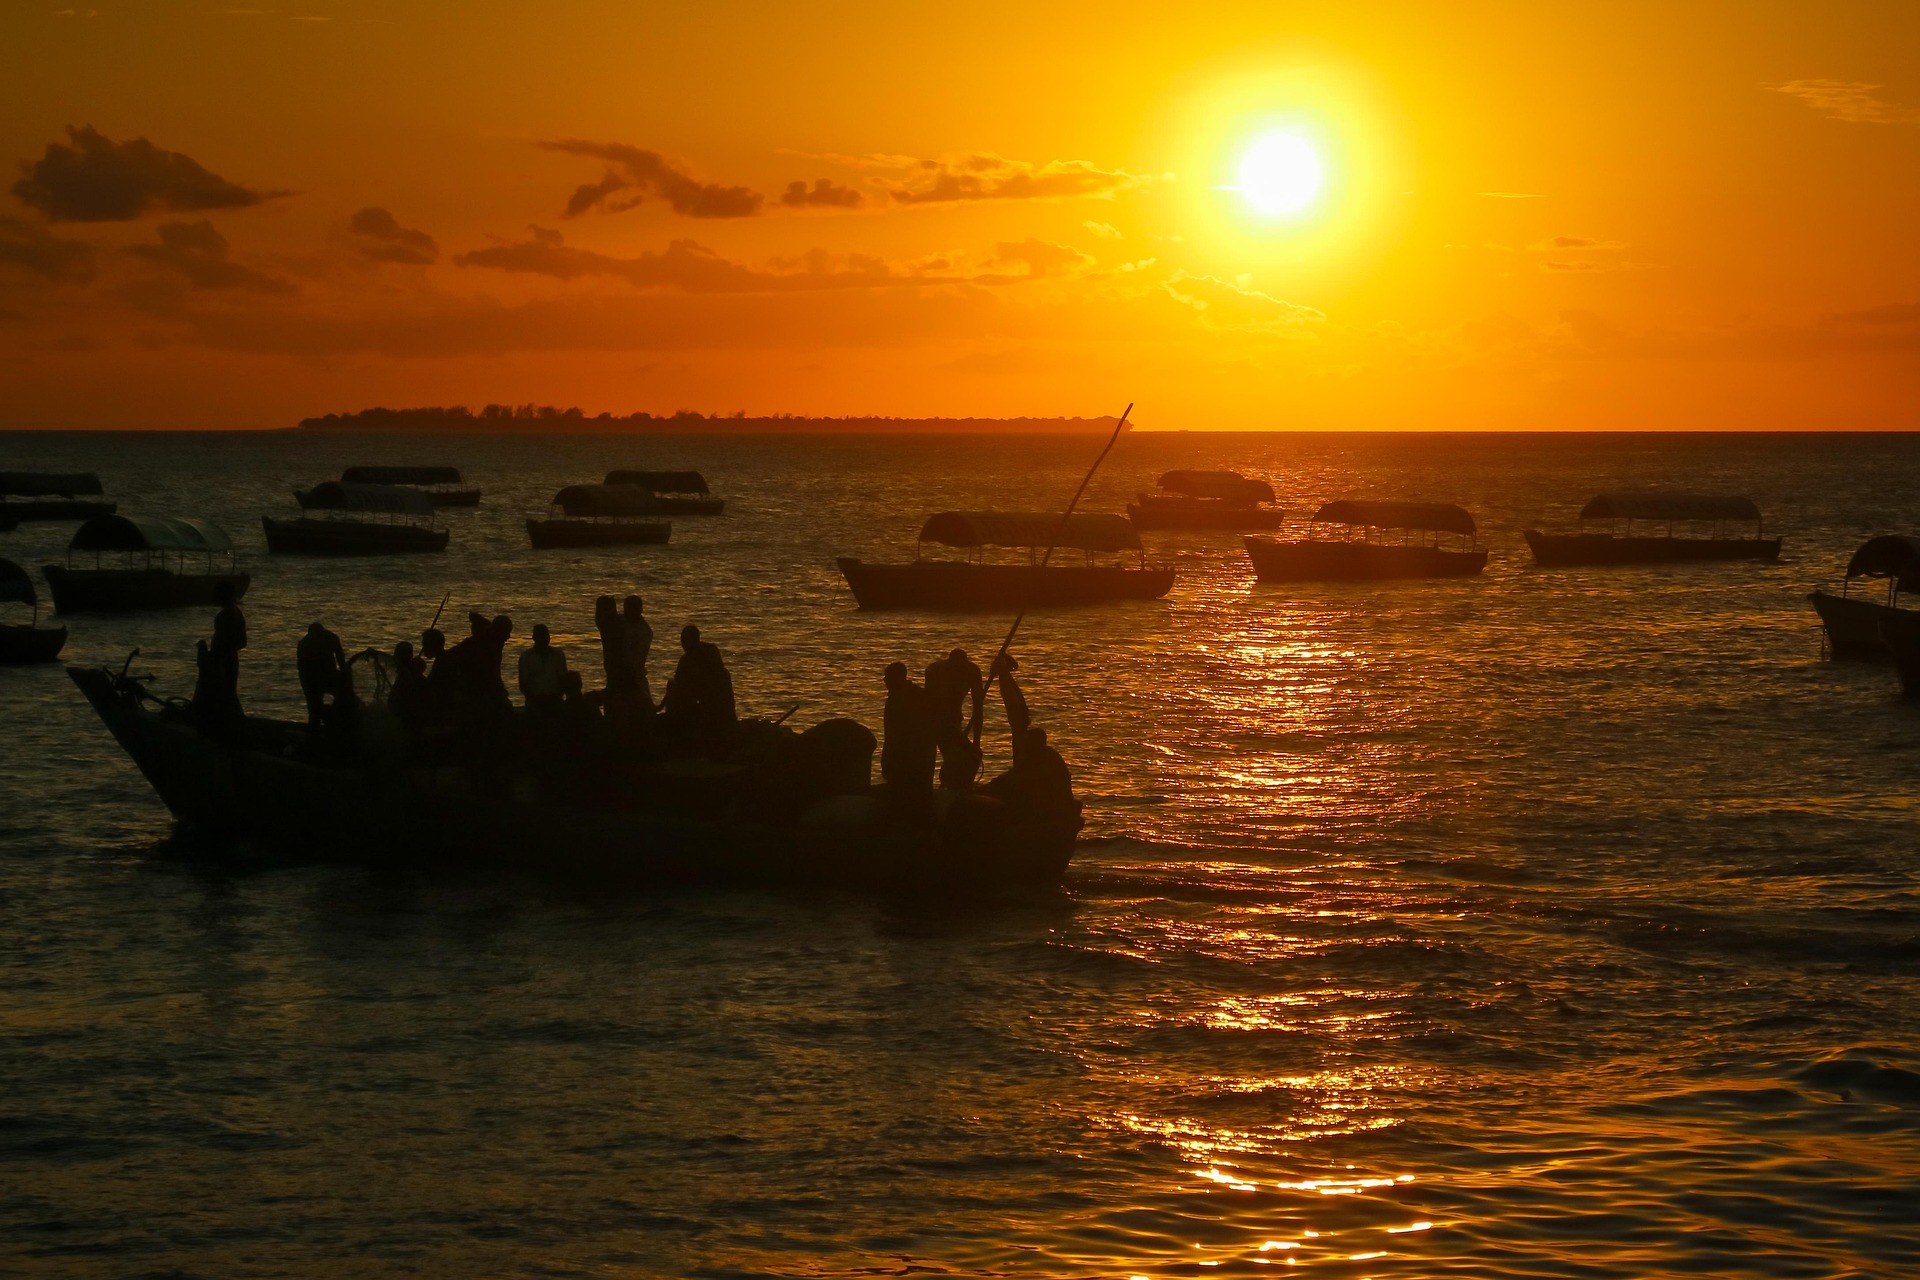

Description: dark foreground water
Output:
[2,430,1918,1278]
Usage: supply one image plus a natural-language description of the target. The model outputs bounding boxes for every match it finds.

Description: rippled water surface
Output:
[3,429,1918,1278]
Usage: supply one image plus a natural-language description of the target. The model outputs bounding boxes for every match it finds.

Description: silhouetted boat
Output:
[67,664,1080,894]
[43,515,250,613]
[1127,470,1283,530]
[1525,493,1780,566]
[1810,535,1920,659]
[0,471,115,523]
[296,465,480,508]
[1884,611,1920,698]
[0,558,64,664]
[838,512,1175,610]
[603,470,725,516]
[265,482,449,555]
[1245,501,1488,580]
[527,485,673,549]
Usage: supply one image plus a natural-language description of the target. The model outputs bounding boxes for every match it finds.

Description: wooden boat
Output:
[1127,470,1283,530]
[1884,611,1920,698]
[1525,493,1780,566]
[296,465,480,508]
[527,484,673,549]
[265,482,449,555]
[66,662,1080,894]
[1810,535,1920,659]
[43,515,250,613]
[838,512,1175,610]
[604,470,725,516]
[0,558,65,664]
[0,471,115,523]
[1245,501,1488,581]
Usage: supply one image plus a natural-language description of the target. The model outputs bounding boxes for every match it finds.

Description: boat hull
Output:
[0,623,65,663]
[837,558,1175,610]
[0,499,116,522]
[43,566,252,612]
[1810,589,1912,660]
[526,518,672,549]
[1884,611,1920,697]
[1127,499,1284,531]
[263,516,449,555]
[66,667,1078,894]
[1244,537,1487,581]
[1525,531,1781,567]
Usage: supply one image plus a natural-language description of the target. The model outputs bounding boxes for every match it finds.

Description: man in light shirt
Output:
[517,623,568,711]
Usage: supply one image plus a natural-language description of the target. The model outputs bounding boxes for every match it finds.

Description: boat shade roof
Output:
[603,469,710,494]
[918,511,1142,552]
[1311,500,1477,536]
[301,481,435,516]
[1157,470,1277,503]
[0,471,104,497]
[1845,535,1920,590]
[1580,492,1762,522]
[0,557,35,606]
[341,465,462,486]
[69,514,234,554]
[552,484,661,516]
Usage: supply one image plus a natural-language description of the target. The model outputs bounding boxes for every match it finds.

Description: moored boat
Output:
[1525,493,1780,566]
[1245,501,1487,581]
[526,484,673,549]
[1810,535,1920,660]
[838,512,1174,610]
[294,465,481,508]
[0,471,116,523]
[603,470,725,516]
[1127,470,1283,530]
[265,482,449,555]
[42,515,250,613]
[0,558,65,664]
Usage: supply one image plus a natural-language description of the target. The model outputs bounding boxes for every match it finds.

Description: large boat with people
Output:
[43,515,250,612]
[526,484,673,549]
[603,470,725,516]
[1525,493,1780,566]
[1127,470,1283,531]
[837,511,1175,610]
[1809,535,1920,660]
[0,471,116,524]
[1244,500,1488,581]
[0,558,65,664]
[265,481,450,555]
[298,466,480,508]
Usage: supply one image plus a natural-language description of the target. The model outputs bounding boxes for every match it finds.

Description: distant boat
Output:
[526,484,673,549]
[603,470,725,516]
[43,515,250,613]
[1127,470,1283,530]
[1525,493,1780,566]
[0,558,65,663]
[0,471,116,523]
[265,482,449,555]
[1245,501,1488,581]
[838,511,1175,610]
[1810,535,1920,660]
[297,465,480,508]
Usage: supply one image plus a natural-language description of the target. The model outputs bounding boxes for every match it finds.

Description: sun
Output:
[1236,129,1323,217]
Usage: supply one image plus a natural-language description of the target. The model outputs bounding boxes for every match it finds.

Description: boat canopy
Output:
[1844,535,1920,591]
[69,514,234,554]
[1157,470,1276,504]
[1312,500,1477,537]
[341,465,462,486]
[0,557,36,606]
[301,481,435,516]
[0,471,104,497]
[1580,492,1761,522]
[604,469,710,494]
[918,511,1142,553]
[552,484,661,517]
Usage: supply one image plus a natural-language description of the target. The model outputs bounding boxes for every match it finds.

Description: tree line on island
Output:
[297,405,1125,434]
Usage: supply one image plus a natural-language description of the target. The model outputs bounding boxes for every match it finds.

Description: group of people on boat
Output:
[881,647,1074,819]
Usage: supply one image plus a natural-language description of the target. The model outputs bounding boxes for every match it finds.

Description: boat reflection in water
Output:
[838,511,1175,610]
[526,484,673,549]
[1525,492,1781,566]
[1245,501,1487,581]
[42,514,250,612]
[0,557,64,663]
[265,481,450,555]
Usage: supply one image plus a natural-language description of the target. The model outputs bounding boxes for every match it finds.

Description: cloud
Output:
[1083,221,1122,238]
[1477,191,1545,199]
[455,227,937,293]
[1769,80,1920,124]
[881,153,1151,204]
[13,125,286,222]
[1532,235,1628,252]
[1162,271,1324,331]
[987,238,1092,278]
[535,139,763,218]
[126,220,295,294]
[779,178,863,209]
[0,216,95,282]
[1540,258,1654,273]
[347,206,437,265]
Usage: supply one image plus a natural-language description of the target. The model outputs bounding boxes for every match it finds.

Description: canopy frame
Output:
[1154,470,1277,505]
[340,465,463,488]
[548,484,666,520]
[603,470,711,495]
[0,471,105,498]
[1306,500,1478,550]
[914,511,1146,566]
[1578,492,1765,540]
[0,557,39,622]
[1840,535,1920,606]
[296,481,438,524]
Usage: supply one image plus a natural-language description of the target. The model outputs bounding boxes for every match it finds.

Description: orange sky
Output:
[2,0,1917,429]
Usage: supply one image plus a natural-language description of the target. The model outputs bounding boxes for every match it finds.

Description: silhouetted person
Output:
[297,621,348,737]
[985,653,1074,816]
[595,594,640,736]
[389,639,428,734]
[661,624,736,752]
[518,623,568,710]
[194,582,247,742]
[881,660,936,813]
[621,595,655,710]
[485,614,514,713]
[925,647,985,789]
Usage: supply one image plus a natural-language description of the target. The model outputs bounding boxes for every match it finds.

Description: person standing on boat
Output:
[621,595,655,711]
[924,647,984,789]
[595,595,635,733]
[193,581,248,742]
[484,615,515,715]
[296,621,348,737]
[517,623,568,711]
[389,639,428,734]
[881,660,937,813]
[984,652,1075,817]
[661,624,736,752]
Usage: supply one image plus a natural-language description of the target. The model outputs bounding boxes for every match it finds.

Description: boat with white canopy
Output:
[527,485,673,549]
[264,482,449,555]
[1525,493,1779,566]
[43,515,249,612]
[838,511,1174,609]
[1245,501,1487,581]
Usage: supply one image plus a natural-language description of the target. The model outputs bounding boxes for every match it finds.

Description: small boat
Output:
[1127,470,1283,530]
[264,482,449,555]
[0,558,65,663]
[1525,493,1780,566]
[43,515,250,613]
[526,485,673,549]
[1810,535,1920,660]
[297,465,480,508]
[603,470,725,516]
[838,512,1175,610]
[0,471,116,523]
[1245,501,1488,581]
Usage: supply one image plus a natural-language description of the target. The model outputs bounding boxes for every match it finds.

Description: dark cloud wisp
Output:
[0,216,95,282]
[13,126,285,222]
[127,220,295,294]
[780,179,863,209]
[348,207,437,265]
[536,140,763,219]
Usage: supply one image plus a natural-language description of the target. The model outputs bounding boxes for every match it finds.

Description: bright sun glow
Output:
[1237,130,1323,216]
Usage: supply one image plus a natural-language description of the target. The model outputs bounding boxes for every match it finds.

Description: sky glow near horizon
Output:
[0,1,1917,430]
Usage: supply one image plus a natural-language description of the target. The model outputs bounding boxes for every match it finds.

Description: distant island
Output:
[297,405,1123,433]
